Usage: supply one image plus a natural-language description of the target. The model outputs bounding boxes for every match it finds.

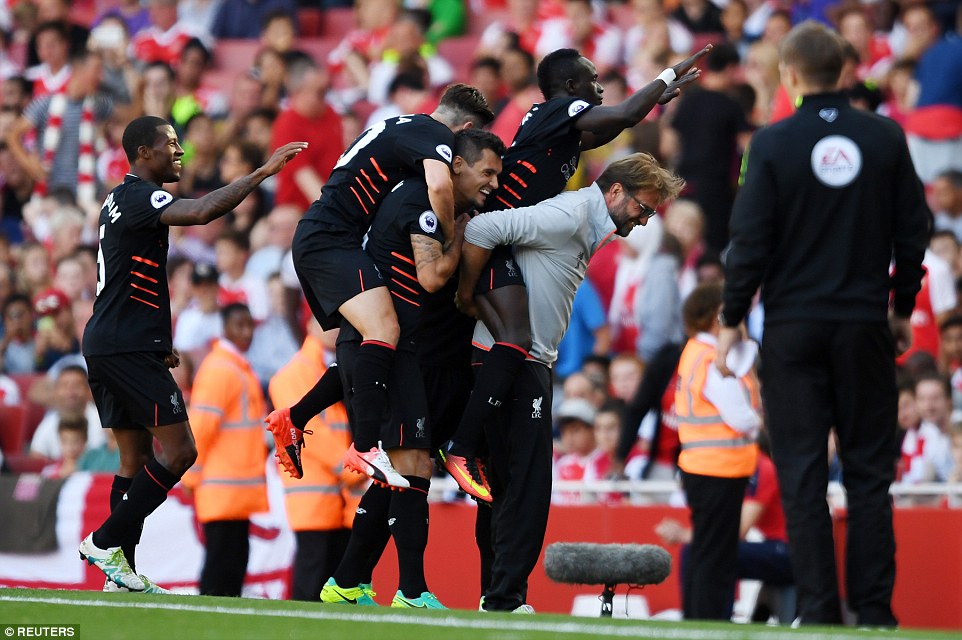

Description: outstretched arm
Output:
[160,142,307,227]
[577,45,711,150]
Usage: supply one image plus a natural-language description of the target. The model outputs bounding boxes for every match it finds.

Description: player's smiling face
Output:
[152,124,185,183]
[570,57,604,106]
[454,148,502,210]
[609,184,659,237]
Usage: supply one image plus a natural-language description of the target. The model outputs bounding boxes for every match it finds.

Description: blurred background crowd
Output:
[0,0,960,509]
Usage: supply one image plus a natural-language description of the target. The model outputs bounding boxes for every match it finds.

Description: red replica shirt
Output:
[270,105,344,212]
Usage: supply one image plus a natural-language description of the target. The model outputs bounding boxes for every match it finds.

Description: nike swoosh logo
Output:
[338,594,358,604]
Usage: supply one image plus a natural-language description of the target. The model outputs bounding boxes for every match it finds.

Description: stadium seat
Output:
[4,453,48,474]
[437,35,482,82]
[322,8,356,38]
[214,39,261,73]
[299,37,339,67]
[298,8,324,37]
[0,405,26,454]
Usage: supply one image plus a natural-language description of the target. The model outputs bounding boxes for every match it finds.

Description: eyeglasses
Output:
[628,193,658,220]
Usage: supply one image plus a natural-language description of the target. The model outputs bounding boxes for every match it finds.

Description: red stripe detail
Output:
[351,187,370,215]
[391,290,421,307]
[391,265,418,282]
[489,269,493,290]
[355,176,375,203]
[471,340,492,352]
[132,271,158,284]
[509,172,528,188]
[360,169,380,193]
[130,295,159,309]
[502,184,522,200]
[494,342,530,357]
[404,484,429,495]
[154,404,158,426]
[371,157,388,181]
[132,256,160,267]
[391,251,416,266]
[130,282,158,296]
[391,277,420,296]
[359,269,365,292]
[361,340,396,350]
[518,160,537,173]
[495,196,515,209]
[144,464,171,491]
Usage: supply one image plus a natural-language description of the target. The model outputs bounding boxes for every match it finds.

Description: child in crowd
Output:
[42,417,88,478]
[553,398,600,505]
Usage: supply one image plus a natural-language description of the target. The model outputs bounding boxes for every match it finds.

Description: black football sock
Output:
[350,341,395,452]
[448,343,527,457]
[109,475,139,572]
[290,364,343,430]
[390,476,431,598]
[332,483,392,588]
[94,459,179,550]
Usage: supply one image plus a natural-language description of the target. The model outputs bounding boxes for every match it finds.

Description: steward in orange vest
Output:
[675,283,761,621]
[182,304,268,597]
[269,319,366,601]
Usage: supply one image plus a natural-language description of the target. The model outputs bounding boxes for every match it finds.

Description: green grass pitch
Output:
[0,589,956,640]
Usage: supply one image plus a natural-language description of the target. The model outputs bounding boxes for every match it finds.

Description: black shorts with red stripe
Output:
[292,218,386,331]
[473,245,526,296]
[86,352,187,429]
[336,338,431,451]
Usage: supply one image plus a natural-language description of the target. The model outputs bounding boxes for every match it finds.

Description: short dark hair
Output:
[388,70,426,96]
[225,139,264,170]
[216,227,250,252]
[437,83,494,127]
[537,48,582,99]
[454,128,505,165]
[34,20,69,42]
[940,314,962,333]
[145,60,175,81]
[780,20,844,90]
[221,302,251,323]
[58,364,89,382]
[936,168,962,189]
[180,37,212,65]
[472,56,501,74]
[706,42,740,72]
[2,293,31,317]
[122,115,171,162]
[682,282,723,334]
[915,371,951,399]
[261,8,294,31]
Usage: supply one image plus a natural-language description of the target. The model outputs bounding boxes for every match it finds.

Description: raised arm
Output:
[577,45,711,150]
[160,142,307,227]
[424,158,456,248]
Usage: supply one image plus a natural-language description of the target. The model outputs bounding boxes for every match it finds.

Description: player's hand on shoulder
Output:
[260,142,309,176]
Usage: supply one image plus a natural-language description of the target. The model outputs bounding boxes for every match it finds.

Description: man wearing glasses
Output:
[457,152,684,612]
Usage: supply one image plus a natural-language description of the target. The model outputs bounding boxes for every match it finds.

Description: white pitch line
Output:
[0,594,901,640]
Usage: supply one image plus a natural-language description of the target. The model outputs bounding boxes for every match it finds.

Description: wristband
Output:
[657,68,676,85]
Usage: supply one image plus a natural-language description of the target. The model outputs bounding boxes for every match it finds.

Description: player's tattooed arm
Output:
[411,213,467,293]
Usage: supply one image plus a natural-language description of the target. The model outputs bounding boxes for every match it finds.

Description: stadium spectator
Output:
[468,57,503,115]
[210,0,297,40]
[25,0,89,69]
[183,303,268,597]
[78,426,122,473]
[216,73,266,150]
[247,272,301,385]
[215,228,269,321]
[933,170,962,241]
[837,5,893,83]
[487,45,540,146]
[32,287,79,372]
[172,38,227,122]
[760,8,791,47]
[178,0,224,39]
[553,398,599,505]
[477,0,542,58]
[24,21,71,98]
[132,0,202,67]
[177,114,224,198]
[555,278,610,380]
[89,16,136,106]
[218,141,268,236]
[896,248,957,365]
[269,58,342,213]
[94,0,152,38]
[365,71,431,129]
[624,0,694,64]
[609,353,644,404]
[326,0,400,105]
[720,0,750,59]
[41,416,87,478]
[0,293,36,374]
[29,363,104,459]
[139,62,177,122]
[6,50,112,209]
[902,373,955,487]
[536,0,623,77]
[259,10,296,54]
[877,58,915,130]
[634,232,684,362]
[672,0,724,34]
[173,262,223,365]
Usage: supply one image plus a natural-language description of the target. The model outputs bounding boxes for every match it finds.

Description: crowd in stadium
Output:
[0,0,961,615]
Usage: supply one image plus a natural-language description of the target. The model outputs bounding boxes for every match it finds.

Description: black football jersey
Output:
[339,179,446,350]
[304,114,455,237]
[83,174,176,356]
[483,96,594,212]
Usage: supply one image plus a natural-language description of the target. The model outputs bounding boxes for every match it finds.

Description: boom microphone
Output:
[544,542,672,617]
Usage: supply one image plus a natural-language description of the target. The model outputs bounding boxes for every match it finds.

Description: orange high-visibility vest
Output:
[269,335,363,531]
[183,339,269,522]
[675,336,759,478]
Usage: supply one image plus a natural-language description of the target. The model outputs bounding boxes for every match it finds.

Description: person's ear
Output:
[452,155,464,175]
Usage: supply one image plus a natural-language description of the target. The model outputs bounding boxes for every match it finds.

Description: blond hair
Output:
[596,152,685,206]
